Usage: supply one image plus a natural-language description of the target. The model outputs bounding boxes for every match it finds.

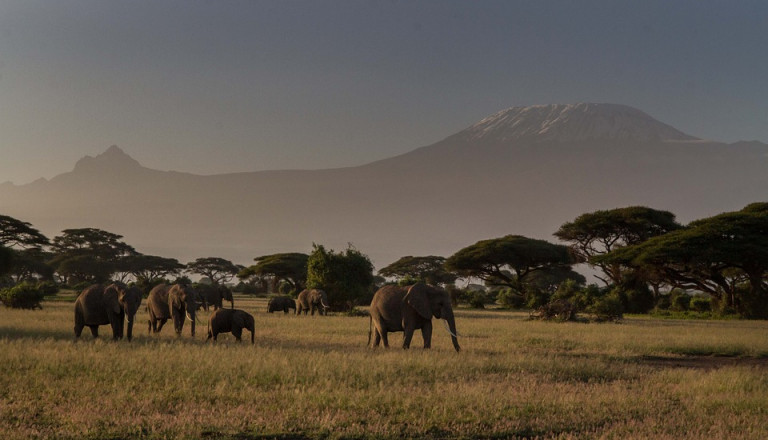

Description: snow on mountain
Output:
[461,103,699,143]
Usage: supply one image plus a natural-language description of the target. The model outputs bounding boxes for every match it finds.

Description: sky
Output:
[1,0,767,185]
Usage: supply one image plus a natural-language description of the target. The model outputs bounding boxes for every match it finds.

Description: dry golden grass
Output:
[1,294,767,439]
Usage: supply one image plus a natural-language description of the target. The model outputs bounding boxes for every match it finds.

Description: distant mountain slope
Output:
[1,104,766,267]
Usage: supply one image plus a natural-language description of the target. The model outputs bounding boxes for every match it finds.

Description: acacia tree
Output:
[378,255,457,286]
[446,235,576,295]
[306,244,374,311]
[118,254,186,284]
[597,203,768,318]
[238,252,308,294]
[186,257,241,284]
[554,206,681,287]
[50,228,137,284]
[0,215,50,249]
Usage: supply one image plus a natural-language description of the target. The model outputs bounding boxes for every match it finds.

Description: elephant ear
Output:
[170,285,182,310]
[404,283,432,320]
[103,285,122,314]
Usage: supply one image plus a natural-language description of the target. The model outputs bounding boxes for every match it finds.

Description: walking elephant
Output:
[207,308,255,343]
[198,283,234,310]
[296,289,329,315]
[147,283,200,337]
[74,284,142,341]
[267,295,296,314]
[368,282,460,352]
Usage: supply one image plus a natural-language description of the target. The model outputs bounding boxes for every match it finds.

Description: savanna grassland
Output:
[1,294,767,439]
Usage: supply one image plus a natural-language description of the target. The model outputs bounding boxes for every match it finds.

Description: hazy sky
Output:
[1,0,766,184]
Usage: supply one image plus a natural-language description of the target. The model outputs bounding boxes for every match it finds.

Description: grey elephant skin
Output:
[147,283,199,337]
[207,308,255,343]
[74,284,142,341]
[369,283,460,352]
[296,289,329,315]
[267,295,296,314]
[198,284,234,310]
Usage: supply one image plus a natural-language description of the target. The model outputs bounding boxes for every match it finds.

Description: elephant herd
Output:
[73,282,461,352]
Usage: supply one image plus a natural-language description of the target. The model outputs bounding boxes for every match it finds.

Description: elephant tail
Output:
[367,313,372,347]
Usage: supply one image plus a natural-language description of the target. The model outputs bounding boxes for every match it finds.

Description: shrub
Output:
[36,281,60,296]
[670,291,691,312]
[588,291,623,322]
[532,299,578,321]
[0,282,46,309]
[690,296,712,312]
[468,291,487,309]
[496,288,525,309]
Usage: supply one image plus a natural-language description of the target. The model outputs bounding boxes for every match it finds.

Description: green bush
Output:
[689,296,712,312]
[588,291,623,322]
[468,291,487,309]
[36,281,60,296]
[670,291,691,311]
[0,282,46,309]
[496,288,525,309]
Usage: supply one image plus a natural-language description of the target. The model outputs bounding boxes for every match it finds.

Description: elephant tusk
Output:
[442,319,462,338]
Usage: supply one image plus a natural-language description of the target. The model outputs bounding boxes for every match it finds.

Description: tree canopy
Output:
[446,235,576,294]
[554,206,681,285]
[306,244,374,311]
[119,254,186,283]
[596,203,768,318]
[0,215,50,249]
[378,255,457,286]
[239,252,308,293]
[50,228,137,283]
[186,257,241,284]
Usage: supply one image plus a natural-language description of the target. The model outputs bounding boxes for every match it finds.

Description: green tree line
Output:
[2,203,767,318]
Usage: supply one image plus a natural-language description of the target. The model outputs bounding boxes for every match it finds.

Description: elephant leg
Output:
[156,319,167,333]
[380,329,390,348]
[402,325,416,349]
[372,328,382,348]
[283,308,289,314]
[233,327,243,342]
[108,313,123,341]
[89,326,99,338]
[421,320,433,349]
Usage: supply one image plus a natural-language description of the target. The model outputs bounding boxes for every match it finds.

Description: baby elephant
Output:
[207,308,255,344]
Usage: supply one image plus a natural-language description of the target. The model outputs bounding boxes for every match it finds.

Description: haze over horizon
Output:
[1,1,767,185]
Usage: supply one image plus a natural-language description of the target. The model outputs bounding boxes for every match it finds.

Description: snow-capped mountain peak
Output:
[462,103,698,143]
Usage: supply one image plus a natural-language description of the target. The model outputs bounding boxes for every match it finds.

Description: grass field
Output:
[1,294,767,439]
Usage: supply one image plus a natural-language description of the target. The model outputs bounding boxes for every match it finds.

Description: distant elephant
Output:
[198,283,234,311]
[207,308,255,343]
[147,283,200,337]
[296,289,329,315]
[368,282,460,352]
[74,283,142,341]
[267,295,296,314]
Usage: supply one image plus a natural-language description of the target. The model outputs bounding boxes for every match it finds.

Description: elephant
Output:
[368,282,460,352]
[207,308,255,343]
[267,295,296,314]
[147,283,200,337]
[296,288,329,315]
[198,283,234,311]
[74,283,142,341]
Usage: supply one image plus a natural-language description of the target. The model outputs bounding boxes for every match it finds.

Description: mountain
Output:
[1,104,767,268]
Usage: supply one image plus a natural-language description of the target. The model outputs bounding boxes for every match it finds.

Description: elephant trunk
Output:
[444,310,460,352]
[126,315,134,342]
